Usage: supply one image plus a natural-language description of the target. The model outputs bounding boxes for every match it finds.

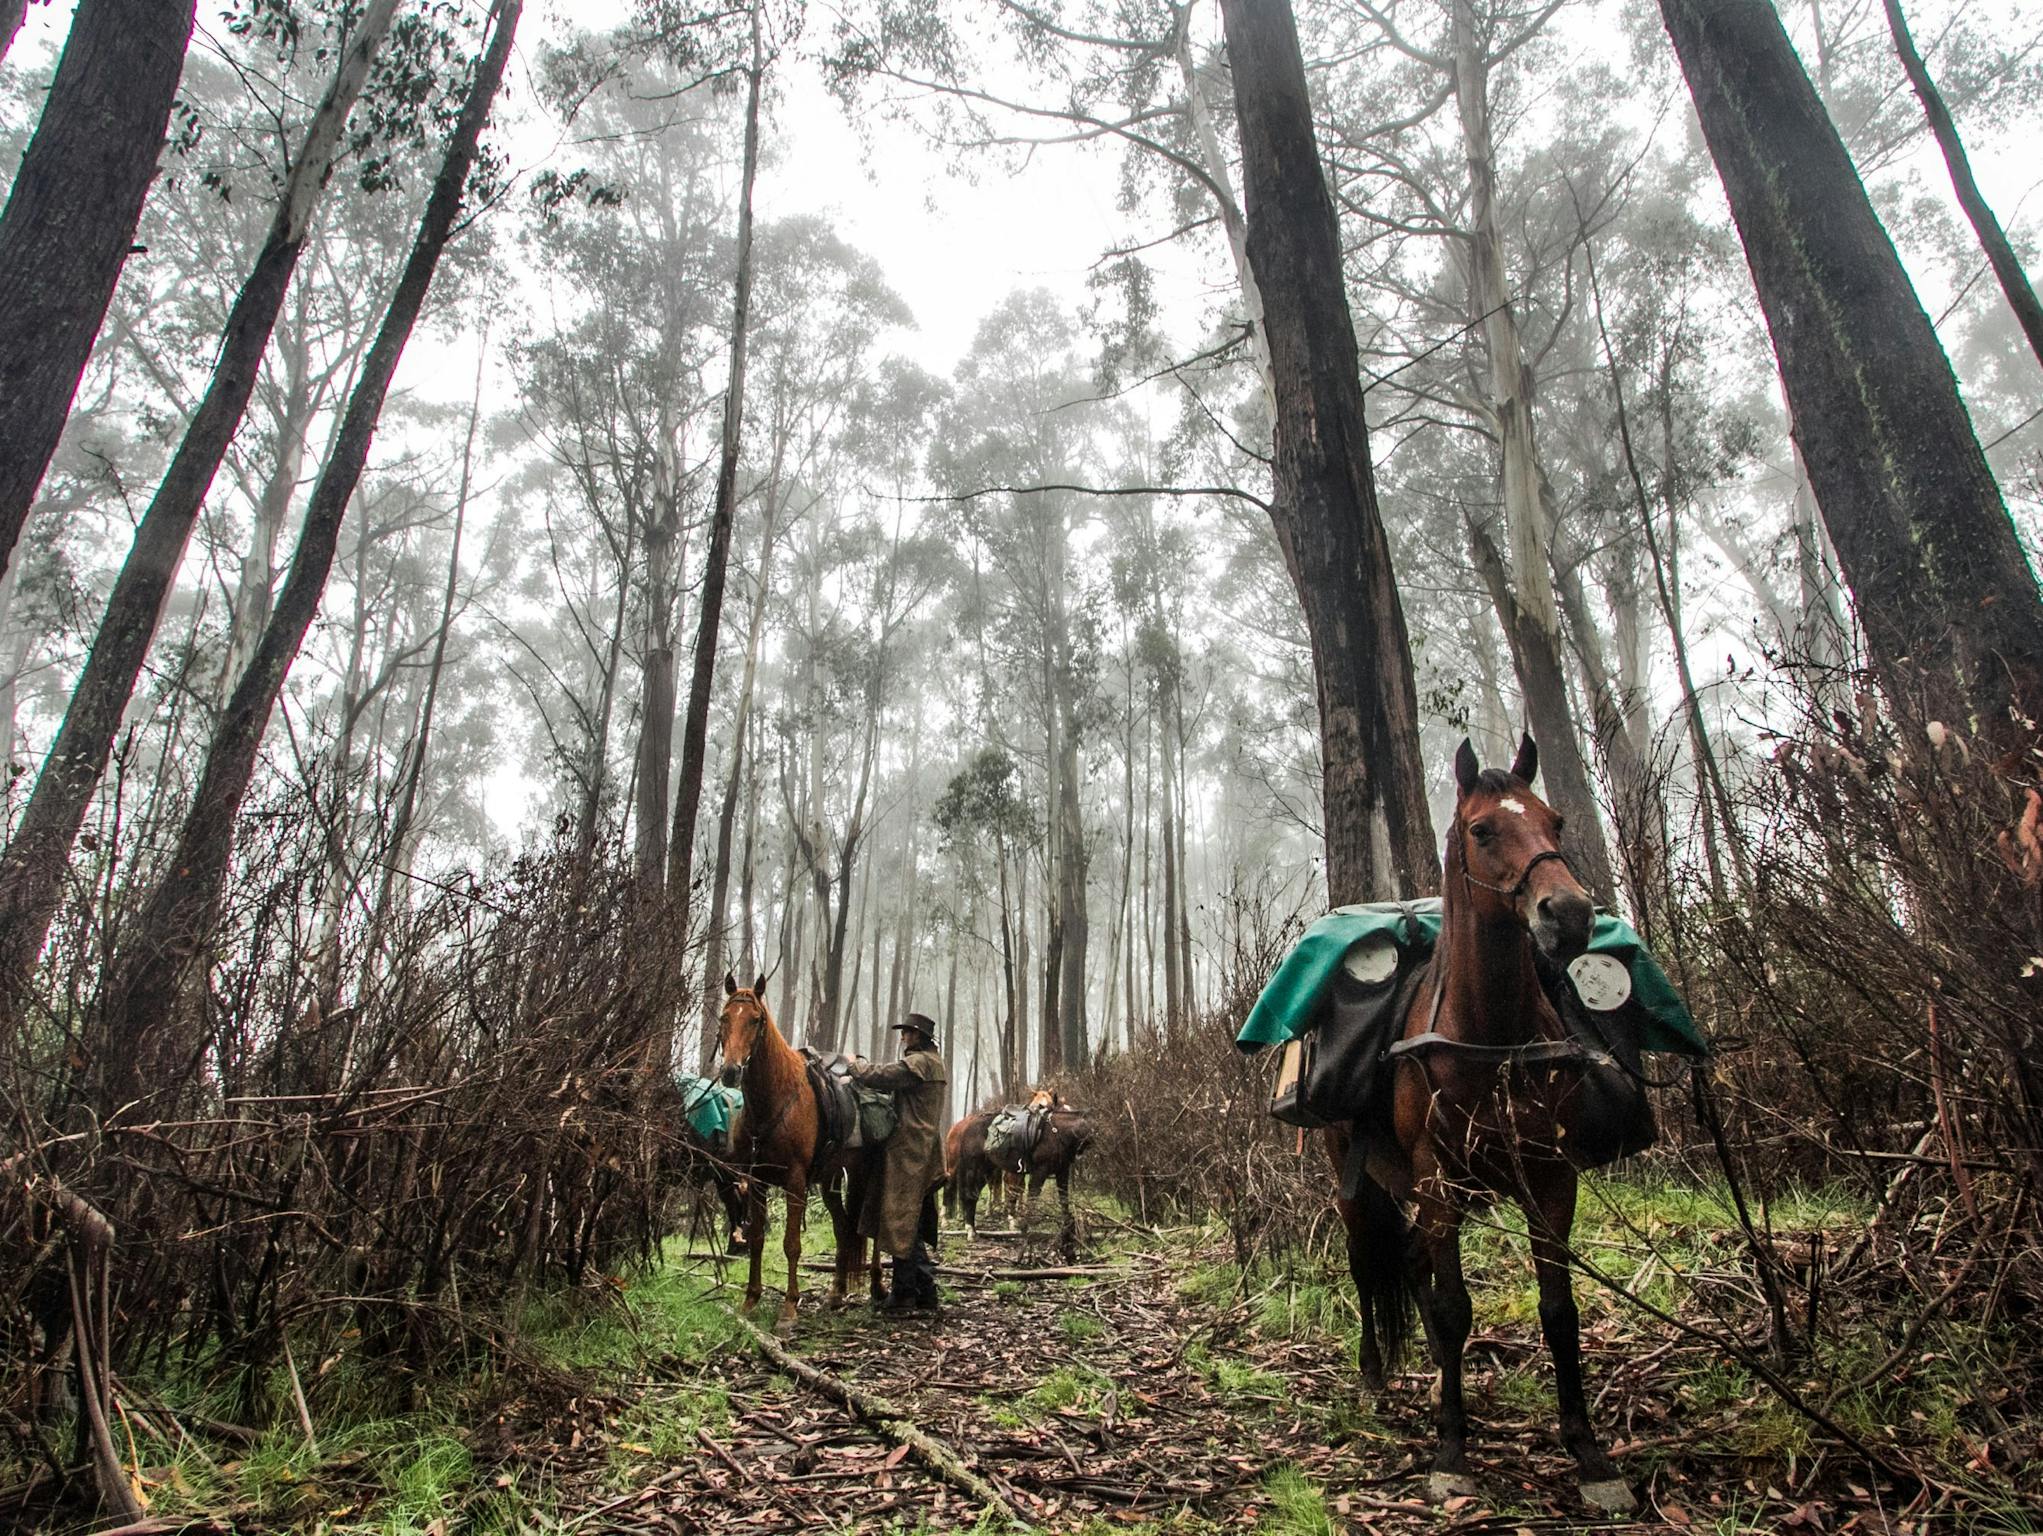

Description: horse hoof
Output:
[1579,1478,1636,1515]
[1427,1472,1478,1505]
[774,1307,798,1337]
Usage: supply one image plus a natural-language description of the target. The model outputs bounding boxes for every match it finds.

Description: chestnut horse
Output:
[715,975,874,1330]
[944,1088,1060,1236]
[1333,736,1635,1513]
[1013,1098,1094,1261]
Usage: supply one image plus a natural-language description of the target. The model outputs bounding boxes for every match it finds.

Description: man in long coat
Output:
[851,1012,947,1311]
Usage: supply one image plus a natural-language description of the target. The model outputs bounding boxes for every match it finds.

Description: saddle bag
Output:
[1269,933,1417,1128]
[1544,953,1659,1169]
[985,1107,1023,1164]
[853,1084,898,1145]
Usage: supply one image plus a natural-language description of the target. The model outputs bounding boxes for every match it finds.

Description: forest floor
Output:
[26,1176,2038,1535]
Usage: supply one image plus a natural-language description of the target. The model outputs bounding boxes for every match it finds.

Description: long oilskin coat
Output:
[851,1042,947,1256]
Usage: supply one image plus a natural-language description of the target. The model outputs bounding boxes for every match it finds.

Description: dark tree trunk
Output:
[633,457,680,889]
[0,1,397,1026]
[0,0,32,64]
[1881,0,2043,371]
[0,0,197,579]
[698,492,779,1066]
[668,0,764,911]
[1659,0,2043,747]
[92,0,524,1118]
[1218,0,1439,905]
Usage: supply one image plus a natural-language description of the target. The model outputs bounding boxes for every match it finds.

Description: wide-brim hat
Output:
[890,1012,938,1043]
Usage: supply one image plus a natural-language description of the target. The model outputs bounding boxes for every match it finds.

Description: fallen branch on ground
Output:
[729,1309,1031,1530]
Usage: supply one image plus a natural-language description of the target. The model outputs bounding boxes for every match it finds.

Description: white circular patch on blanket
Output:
[1568,952,1632,1011]
[1340,932,1399,986]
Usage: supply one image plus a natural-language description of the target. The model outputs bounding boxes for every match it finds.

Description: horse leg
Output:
[1056,1166,1075,1260]
[721,1173,749,1254]
[778,1177,806,1335]
[1411,1181,1474,1500]
[743,1182,767,1310]
[1341,1198,1386,1396]
[1524,1171,1634,1513]
[1020,1173,1042,1255]
[819,1178,849,1306]
[962,1171,980,1237]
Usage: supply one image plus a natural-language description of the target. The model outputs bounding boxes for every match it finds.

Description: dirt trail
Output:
[515,1222,1699,1534]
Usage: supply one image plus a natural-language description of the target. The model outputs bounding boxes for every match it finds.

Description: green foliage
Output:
[1255,1466,1336,1536]
[518,1243,740,1370]
[1058,1307,1104,1343]
[934,745,1038,851]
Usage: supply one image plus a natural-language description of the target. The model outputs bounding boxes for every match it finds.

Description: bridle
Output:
[716,993,768,1069]
[716,993,803,1158]
[1388,827,1592,1071]
[1460,843,1574,902]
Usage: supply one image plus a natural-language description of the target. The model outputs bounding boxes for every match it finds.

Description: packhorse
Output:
[1332,736,1638,1513]
[942,1107,1003,1234]
[944,1090,1056,1234]
[946,1090,1094,1258]
[715,975,877,1330]
[662,1074,749,1254]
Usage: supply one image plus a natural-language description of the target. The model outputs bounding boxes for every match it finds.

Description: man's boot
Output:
[876,1254,912,1313]
[907,1241,941,1312]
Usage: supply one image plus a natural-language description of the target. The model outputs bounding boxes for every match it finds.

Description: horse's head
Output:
[717,972,772,1087]
[1452,734,1594,962]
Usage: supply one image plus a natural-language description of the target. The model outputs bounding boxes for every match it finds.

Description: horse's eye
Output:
[1551,816,1566,834]
[1471,823,1495,843]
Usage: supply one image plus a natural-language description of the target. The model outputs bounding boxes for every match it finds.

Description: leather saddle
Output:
[801,1049,862,1154]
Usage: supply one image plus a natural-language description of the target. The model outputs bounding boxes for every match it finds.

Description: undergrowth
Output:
[69,1238,744,1534]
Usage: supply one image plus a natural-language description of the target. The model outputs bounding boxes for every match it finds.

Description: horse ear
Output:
[1453,737,1481,796]
[752,973,767,997]
[1510,732,1539,787]
[723,971,737,996]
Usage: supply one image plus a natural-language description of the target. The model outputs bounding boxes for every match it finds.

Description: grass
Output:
[106,1245,746,1533]
[1058,1308,1104,1343]
[518,1240,744,1370]
[1255,1465,1336,1536]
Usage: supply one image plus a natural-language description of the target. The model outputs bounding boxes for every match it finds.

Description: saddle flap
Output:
[802,1055,860,1150]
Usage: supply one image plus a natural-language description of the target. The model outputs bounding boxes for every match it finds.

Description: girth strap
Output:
[1385,1031,1602,1068]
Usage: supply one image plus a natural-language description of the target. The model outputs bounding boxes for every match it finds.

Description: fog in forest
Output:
[4,0,2041,1528]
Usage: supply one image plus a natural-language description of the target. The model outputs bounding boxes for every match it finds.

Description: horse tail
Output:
[1349,1174,1414,1375]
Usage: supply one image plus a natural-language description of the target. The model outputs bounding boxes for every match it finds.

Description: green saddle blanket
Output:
[1234,900,1708,1058]
[676,1074,742,1141]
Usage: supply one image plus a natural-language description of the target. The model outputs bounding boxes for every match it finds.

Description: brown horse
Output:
[1333,736,1635,1513]
[715,975,874,1330]
[1014,1099,1094,1260]
[943,1108,1002,1234]
[943,1090,1056,1235]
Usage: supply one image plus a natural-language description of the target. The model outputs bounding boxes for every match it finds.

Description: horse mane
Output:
[1467,767,1524,799]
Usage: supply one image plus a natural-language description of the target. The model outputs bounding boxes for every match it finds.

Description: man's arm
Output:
[850,1058,923,1093]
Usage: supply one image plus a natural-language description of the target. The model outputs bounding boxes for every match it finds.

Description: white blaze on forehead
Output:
[1499,797,1528,815]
